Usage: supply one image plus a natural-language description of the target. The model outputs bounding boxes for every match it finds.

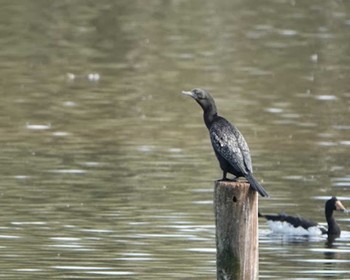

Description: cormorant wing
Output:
[210,117,253,174]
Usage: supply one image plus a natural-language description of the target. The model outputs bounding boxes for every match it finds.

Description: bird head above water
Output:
[182,88,217,114]
[327,196,347,213]
[325,196,348,236]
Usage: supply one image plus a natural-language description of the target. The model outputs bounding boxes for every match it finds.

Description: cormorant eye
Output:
[196,91,203,99]
[192,89,204,99]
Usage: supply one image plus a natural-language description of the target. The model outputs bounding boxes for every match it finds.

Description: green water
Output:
[0,0,349,279]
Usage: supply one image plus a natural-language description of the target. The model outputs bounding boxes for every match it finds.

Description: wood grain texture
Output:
[214,180,258,280]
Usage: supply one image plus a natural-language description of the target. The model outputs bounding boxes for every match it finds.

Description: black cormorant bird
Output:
[182,88,269,197]
[259,196,348,236]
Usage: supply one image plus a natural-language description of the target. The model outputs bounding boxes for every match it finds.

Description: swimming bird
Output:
[259,196,347,236]
[182,88,269,197]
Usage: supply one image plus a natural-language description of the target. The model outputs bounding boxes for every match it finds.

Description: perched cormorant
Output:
[259,196,348,236]
[182,88,269,197]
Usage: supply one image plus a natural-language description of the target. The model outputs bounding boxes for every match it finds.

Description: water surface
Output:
[0,0,350,279]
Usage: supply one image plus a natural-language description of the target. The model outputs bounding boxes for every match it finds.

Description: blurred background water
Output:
[0,0,350,279]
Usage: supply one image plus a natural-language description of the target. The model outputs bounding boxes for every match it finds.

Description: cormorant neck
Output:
[196,95,218,129]
[203,107,217,129]
[326,210,340,235]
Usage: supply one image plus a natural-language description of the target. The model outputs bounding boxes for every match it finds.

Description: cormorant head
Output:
[182,88,217,113]
[326,196,347,214]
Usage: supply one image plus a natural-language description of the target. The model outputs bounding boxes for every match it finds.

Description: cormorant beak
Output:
[182,90,195,98]
[335,200,347,212]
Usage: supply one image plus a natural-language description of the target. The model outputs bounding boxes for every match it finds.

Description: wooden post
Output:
[214,180,258,280]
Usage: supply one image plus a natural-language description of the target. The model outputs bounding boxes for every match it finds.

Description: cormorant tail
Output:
[245,173,269,198]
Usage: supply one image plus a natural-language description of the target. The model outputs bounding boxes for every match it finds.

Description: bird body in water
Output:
[259,196,348,236]
[182,88,269,197]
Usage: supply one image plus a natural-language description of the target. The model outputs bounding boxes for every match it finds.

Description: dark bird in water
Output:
[259,196,348,236]
[182,88,269,197]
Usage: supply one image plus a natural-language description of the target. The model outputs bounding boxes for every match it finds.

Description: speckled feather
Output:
[210,116,252,176]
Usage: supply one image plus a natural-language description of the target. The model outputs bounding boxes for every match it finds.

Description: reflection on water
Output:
[260,230,350,278]
[0,0,349,279]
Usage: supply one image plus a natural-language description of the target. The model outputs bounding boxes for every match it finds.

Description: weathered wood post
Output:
[214,180,258,280]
